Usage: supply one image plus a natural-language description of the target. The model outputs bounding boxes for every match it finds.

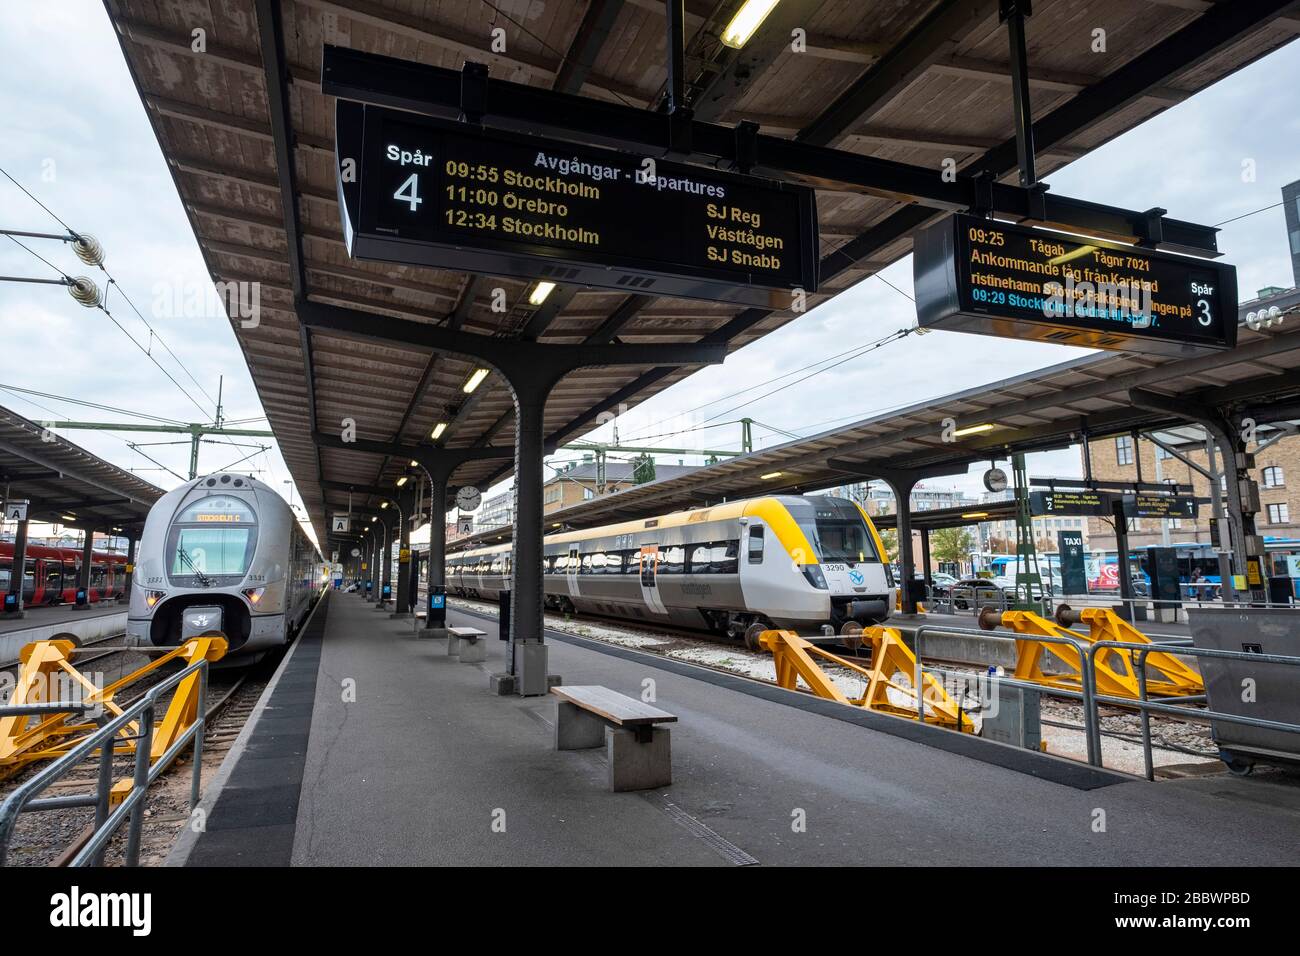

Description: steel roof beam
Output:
[255,0,325,525]
[320,44,1219,253]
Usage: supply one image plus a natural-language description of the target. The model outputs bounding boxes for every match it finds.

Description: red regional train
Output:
[0,542,128,606]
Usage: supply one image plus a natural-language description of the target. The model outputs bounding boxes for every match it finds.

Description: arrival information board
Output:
[914,213,1238,356]
[336,102,818,307]
[1031,489,1198,519]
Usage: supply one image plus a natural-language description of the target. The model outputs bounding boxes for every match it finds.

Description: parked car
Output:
[948,577,1011,610]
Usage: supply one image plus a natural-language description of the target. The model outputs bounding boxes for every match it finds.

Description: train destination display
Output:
[335,102,818,307]
[913,213,1238,356]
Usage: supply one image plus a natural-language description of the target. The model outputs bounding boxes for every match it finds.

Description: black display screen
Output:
[915,213,1238,356]
[343,104,818,304]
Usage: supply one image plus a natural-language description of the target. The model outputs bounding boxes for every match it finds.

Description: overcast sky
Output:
[2,3,1297,543]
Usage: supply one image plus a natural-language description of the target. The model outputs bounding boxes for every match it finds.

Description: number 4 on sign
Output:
[395,173,422,212]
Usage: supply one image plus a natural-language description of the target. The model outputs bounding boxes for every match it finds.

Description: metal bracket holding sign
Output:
[335,100,818,308]
[914,213,1237,357]
[3,500,29,523]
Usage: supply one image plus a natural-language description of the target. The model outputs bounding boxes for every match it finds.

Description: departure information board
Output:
[336,102,818,307]
[1030,489,1197,519]
[914,213,1238,356]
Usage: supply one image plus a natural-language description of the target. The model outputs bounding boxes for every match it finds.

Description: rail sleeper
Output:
[551,685,676,792]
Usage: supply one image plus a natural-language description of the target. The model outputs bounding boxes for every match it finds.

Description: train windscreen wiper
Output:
[177,547,212,588]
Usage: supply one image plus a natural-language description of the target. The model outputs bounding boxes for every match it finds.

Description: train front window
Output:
[172,527,253,576]
[791,498,881,564]
[167,495,258,583]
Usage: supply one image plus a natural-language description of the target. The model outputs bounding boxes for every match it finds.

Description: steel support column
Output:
[1129,388,1267,603]
[377,513,394,609]
[122,534,137,604]
[73,526,96,608]
[391,489,415,618]
[3,514,28,617]
[424,479,447,633]
[999,0,1036,187]
[509,387,551,695]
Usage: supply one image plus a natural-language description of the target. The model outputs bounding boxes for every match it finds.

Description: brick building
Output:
[543,461,697,515]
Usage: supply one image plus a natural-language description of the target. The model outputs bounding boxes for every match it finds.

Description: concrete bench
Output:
[447,626,488,662]
[551,685,677,791]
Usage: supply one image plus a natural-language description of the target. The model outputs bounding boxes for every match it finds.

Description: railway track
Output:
[0,653,274,867]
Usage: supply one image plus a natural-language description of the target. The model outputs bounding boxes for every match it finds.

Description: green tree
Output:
[878,528,899,562]
[930,526,973,564]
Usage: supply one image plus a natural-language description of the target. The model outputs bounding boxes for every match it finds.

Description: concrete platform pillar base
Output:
[1,610,24,620]
[513,641,549,697]
[459,639,486,663]
[555,700,605,750]
[70,603,93,612]
[389,610,412,620]
[607,726,671,792]
[489,671,561,696]
[447,633,461,656]
[420,627,448,641]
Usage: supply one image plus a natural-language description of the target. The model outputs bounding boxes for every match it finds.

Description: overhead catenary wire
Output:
[0,165,218,416]
[5,233,213,420]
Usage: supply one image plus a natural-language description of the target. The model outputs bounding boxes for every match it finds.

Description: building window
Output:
[582,487,594,500]
[1267,503,1290,524]
[1263,466,1285,488]
[1115,435,1134,466]
[1155,445,1171,461]
[1168,518,1181,530]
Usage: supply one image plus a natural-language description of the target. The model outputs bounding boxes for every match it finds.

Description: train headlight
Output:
[800,565,828,590]
[242,586,266,606]
[145,590,166,609]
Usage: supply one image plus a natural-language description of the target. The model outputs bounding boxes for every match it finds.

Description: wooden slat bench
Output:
[551,685,677,791]
[447,626,488,662]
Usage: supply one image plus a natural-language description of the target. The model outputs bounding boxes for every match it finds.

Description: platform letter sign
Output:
[913,213,1237,357]
[332,514,350,533]
[336,101,818,308]
[456,515,474,537]
[4,500,29,522]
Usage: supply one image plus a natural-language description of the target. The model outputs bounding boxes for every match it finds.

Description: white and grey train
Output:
[446,495,895,644]
[127,473,325,659]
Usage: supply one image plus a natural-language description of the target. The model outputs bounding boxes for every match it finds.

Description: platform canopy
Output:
[0,407,163,533]
[449,288,1300,545]
[104,0,1300,542]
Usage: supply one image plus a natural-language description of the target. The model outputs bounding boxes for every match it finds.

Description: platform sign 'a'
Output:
[332,514,350,532]
[4,500,29,522]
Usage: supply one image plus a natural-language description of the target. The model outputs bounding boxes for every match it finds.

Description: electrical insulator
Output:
[70,233,105,267]
[67,276,100,308]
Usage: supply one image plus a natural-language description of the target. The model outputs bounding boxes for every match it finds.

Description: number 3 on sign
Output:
[1197,298,1212,327]
[395,173,422,212]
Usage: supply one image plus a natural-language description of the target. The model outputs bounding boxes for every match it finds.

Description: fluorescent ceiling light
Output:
[952,423,997,438]
[961,512,989,519]
[721,0,781,49]
[528,281,556,306]
[463,368,489,393]
[760,471,783,480]
[431,422,447,440]
[396,476,408,487]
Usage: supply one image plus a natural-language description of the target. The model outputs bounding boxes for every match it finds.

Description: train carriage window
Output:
[580,553,593,575]
[43,559,64,595]
[691,541,739,574]
[659,546,685,574]
[748,526,765,564]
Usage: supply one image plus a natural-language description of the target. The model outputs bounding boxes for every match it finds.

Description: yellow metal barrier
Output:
[0,635,228,785]
[980,607,1202,698]
[758,628,974,732]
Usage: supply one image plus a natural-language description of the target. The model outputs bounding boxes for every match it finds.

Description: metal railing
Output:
[908,621,1300,780]
[1083,640,1300,781]
[912,623,1102,763]
[0,657,209,867]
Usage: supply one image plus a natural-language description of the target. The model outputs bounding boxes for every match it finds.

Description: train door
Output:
[638,545,666,615]
[565,546,580,599]
[39,558,63,605]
